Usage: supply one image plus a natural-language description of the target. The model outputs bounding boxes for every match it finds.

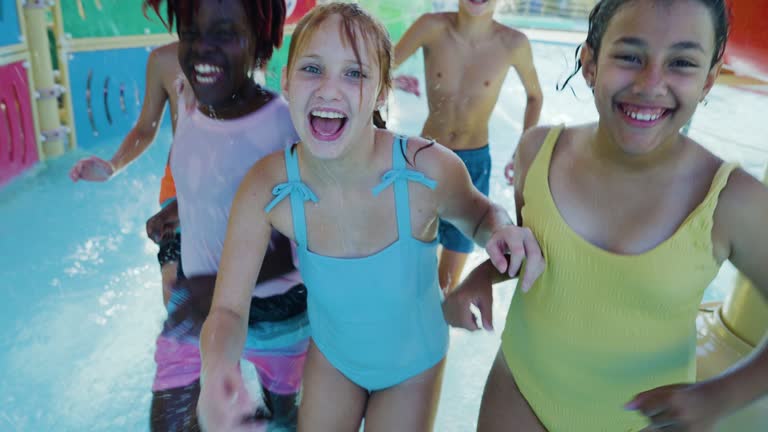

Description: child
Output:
[392,0,543,293]
[69,41,183,306]
[143,0,310,430]
[444,0,768,430]
[196,3,544,431]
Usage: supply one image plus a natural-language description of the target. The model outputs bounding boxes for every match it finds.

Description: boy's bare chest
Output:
[424,39,510,94]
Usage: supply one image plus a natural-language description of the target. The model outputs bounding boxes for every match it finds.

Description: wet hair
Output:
[286,2,392,129]
[286,3,434,164]
[143,0,286,66]
[559,0,730,91]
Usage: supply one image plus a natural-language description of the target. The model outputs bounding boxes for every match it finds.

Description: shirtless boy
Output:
[393,0,543,292]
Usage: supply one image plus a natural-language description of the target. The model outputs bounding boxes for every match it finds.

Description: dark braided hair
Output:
[143,0,286,66]
[558,0,730,91]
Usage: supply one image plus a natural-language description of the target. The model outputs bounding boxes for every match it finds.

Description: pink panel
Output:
[0,61,38,186]
[0,95,9,171]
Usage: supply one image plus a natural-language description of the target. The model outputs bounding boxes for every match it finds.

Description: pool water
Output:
[1,41,766,431]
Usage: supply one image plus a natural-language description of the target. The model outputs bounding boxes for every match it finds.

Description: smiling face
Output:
[582,0,720,155]
[282,14,386,160]
[459,0,496,17]
[176,0,255,109]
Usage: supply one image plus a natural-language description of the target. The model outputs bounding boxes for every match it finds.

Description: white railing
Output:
[432,0,596,19]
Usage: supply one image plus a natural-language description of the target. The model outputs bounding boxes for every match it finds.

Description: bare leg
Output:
[477,349,546,432]
[297,341,368,432]
[438,248,470,294]
[363,358,446,432]
[161,261,179,307]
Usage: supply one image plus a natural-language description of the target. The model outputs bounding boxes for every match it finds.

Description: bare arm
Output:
[430,138,543,289]
[69,47,172,182]
[627,168,768,427]
[458,126,552,280]
[199,165,275,377]
[393,14,441,69]
[509,35,543,132]
[710,169,768,412]
[109,48,170,172]
[434,143,510,244]
[441,128,550,329]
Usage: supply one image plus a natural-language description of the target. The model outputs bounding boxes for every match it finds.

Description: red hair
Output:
[143,0,286,65]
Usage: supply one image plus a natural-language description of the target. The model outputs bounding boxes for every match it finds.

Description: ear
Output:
[701,61,722,101]
[580,43,597,88]
[281,66,289,97]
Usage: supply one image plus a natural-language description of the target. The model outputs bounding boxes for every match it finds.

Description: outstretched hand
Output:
[69,156,115,182]
[442,263,494,331]
[197,364,269,432]
[626,381,724,432]
[504,159,515,185]
[485,225,544,293]
[146,202,179,244]
[393,75,421,97]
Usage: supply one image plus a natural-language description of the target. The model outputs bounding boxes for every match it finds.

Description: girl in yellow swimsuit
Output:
[444,0,768,430]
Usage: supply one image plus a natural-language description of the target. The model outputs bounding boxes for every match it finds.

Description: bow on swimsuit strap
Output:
[372,168,437,196]
[265,181,319,212]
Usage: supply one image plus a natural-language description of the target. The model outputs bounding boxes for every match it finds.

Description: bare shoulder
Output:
[150,42,181,80]
[422,12,454,29]
[399,133,466,188]
[716,164,768,219]
[495,23,531,55]
[240,149,290,208]
[515,125,556,171]
[709,155,768,263]
[411,12,452,38]
[150,42,179,67]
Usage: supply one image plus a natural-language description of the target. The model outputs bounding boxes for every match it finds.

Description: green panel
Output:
[61,0,169,38]
[357,0,432,44]
[264,0,432,94]
[265,35,291,93]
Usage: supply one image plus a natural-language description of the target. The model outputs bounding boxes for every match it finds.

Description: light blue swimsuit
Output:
[265,136,449,391]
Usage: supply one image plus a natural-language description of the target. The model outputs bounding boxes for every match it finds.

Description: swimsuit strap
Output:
[264,145,317,248]
[371,136,437,237]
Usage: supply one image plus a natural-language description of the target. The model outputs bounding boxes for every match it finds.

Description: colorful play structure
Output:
[0,0,765,428]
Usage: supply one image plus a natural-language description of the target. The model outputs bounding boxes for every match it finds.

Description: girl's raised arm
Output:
[198,159,278,430]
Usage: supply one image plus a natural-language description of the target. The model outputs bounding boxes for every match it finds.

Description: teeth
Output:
[311,110,346,119]
[623,107,663,122]
[196,75,217,84]
[194,64,222,74]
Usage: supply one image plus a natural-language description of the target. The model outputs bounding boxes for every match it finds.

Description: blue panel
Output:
[0,2,22,48]
[67,46,172,149]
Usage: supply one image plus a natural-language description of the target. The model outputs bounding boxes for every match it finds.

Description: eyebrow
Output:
[298,54,371,68]
[613,37,706,53]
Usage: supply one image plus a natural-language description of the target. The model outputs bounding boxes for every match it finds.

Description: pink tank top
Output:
[154,84,308,392]
[170,88,301,298]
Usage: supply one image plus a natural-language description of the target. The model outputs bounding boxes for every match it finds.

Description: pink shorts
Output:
[153,336,308,395]
[244,347,307,395]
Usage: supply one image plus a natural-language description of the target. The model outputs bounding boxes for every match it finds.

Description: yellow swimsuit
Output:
[501,126,737,431]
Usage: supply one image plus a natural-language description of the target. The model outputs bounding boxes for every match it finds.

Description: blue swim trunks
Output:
[438,144,491,253]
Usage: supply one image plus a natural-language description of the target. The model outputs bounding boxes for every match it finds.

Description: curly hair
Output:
[143,0,286,64]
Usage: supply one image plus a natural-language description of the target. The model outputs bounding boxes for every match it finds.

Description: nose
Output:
[190,34,217,57]
[632,62,668,98]
[314,75,343,101]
